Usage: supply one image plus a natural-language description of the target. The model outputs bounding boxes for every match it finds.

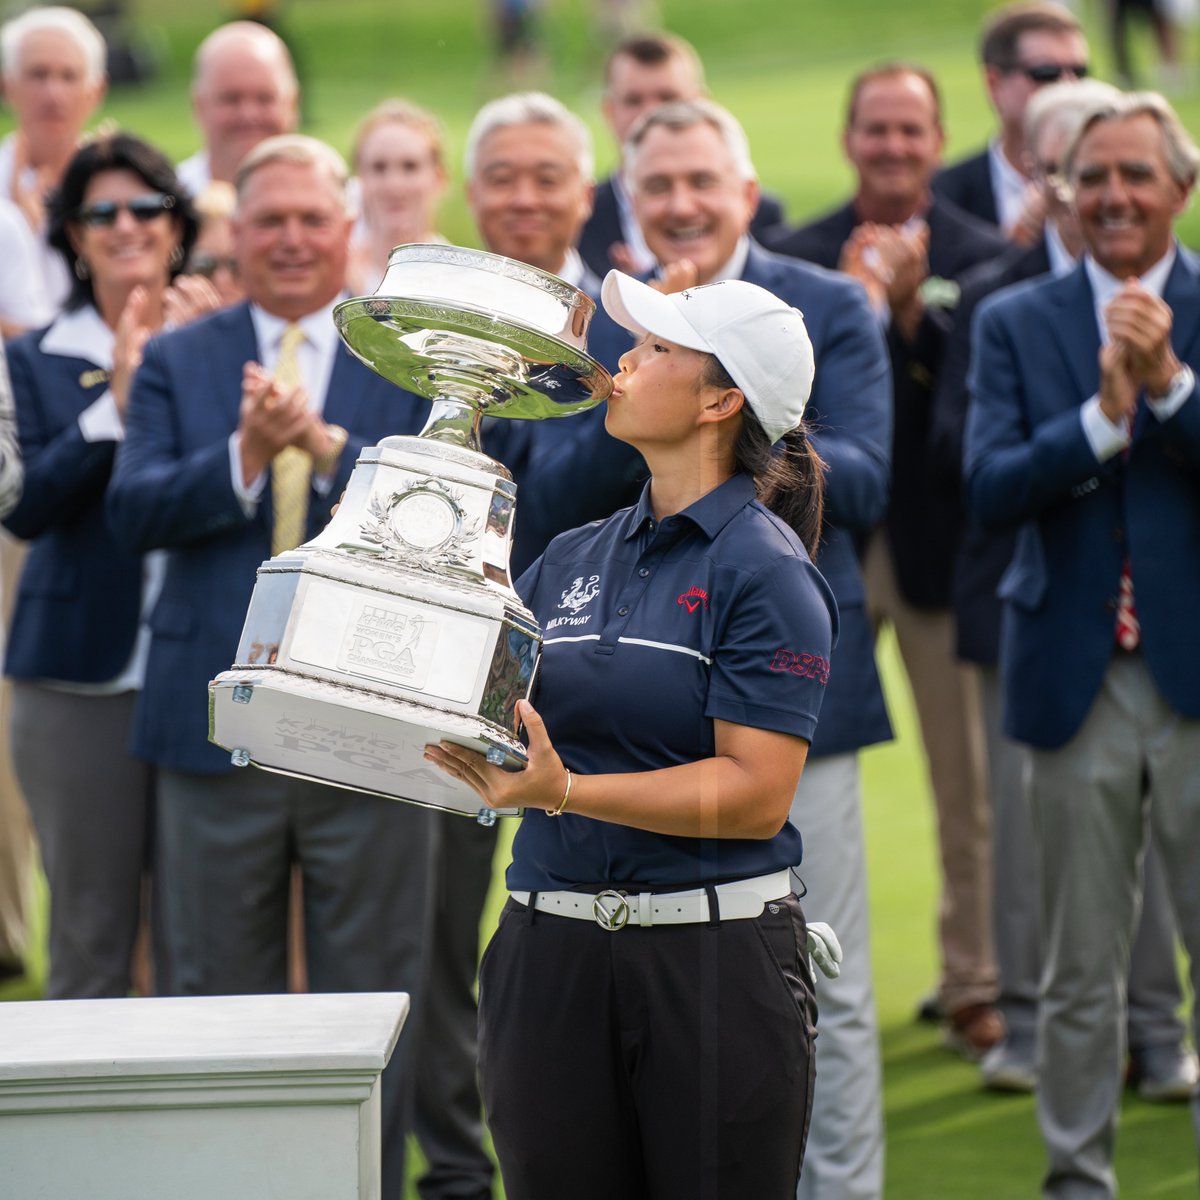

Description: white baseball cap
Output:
[601,270,815,444]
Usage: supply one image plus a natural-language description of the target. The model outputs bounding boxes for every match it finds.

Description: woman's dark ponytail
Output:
[704,355,827,557]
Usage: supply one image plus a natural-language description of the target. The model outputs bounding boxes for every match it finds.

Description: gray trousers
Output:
[979,666,1185,1050]
[1030,654,1200,1199]
[864,533,996,1012]
[413,812,497,1200]
[157,767,435,1200]
[11,684,161,998]
[791,754,884,1200]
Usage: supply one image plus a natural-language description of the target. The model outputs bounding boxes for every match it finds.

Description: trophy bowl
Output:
[209,245,613,820]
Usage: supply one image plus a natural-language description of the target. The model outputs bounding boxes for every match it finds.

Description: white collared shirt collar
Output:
[39,303,114,368]
[554,248,587,289]
[612,170,656,275]
[987,137,1030,232]
[250,298,340,368]
[709,236,751,283]
[1084,244,1177,343]
[1045,222,1077,278]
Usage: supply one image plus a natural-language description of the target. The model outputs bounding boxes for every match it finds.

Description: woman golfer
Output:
[426,269,835,1200]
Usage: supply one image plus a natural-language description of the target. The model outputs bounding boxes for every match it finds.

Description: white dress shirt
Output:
[612,170,656,275]
[0,132,71,313]
[175,151,212,199]
[0,196,52,330]
[987,138,1033,234]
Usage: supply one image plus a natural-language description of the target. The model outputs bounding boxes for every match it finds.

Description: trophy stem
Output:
[419,398,484,452]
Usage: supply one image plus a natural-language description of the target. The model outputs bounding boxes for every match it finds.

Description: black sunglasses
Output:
[189,252,238,279]
[1015,61,1090,84]
[75,193,176,227]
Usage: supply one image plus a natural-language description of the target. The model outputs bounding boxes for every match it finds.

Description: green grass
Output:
[3,637,1194,1196]
[3,0,1199,1194]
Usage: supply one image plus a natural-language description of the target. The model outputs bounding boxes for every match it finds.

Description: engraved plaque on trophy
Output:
[208,245,613,820]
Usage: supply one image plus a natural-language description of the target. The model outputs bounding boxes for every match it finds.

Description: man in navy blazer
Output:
[626,96,892,1200]
[769,63,1008,1068]
[966,93,1200,1199]
[935,79,1194,1099]
[577,32,785,280]
[933,2,1089,241]
[108,136,431,1200]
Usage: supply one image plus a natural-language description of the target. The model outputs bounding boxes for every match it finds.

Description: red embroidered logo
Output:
[769,649,830,684]
[677,585,710,614]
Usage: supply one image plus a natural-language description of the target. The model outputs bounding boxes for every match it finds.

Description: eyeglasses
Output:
[1014,61,1090,84]
[189,252,238,279]
[75,193,176,227]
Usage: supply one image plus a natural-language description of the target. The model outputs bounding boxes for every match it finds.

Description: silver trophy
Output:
[209,244,612,820]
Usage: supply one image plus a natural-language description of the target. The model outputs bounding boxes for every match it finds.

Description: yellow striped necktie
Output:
[270,322,311,555]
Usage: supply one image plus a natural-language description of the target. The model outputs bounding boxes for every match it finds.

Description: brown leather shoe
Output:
[943,1003,1006,1061]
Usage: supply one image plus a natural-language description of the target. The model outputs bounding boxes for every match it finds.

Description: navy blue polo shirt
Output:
[507,472,838,891]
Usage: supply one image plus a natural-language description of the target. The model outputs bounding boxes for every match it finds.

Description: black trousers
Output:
[478,892,817,1200]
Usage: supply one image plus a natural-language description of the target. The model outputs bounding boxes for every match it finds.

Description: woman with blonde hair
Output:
[347,99,447,293]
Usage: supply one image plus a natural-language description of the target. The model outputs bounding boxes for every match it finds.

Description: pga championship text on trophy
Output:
[208,244,613,822]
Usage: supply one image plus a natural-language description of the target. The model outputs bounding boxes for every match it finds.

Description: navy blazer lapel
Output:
[216,303,260,425]
[1125,249,1200,446]
[1049,263,1102,403]
[743,240,785,292]
[1165,247,1200,361]
[324,342,376,431]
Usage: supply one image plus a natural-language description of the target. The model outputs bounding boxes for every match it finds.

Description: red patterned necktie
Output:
[1115,559,1139,650]
[1115,415,1139,651]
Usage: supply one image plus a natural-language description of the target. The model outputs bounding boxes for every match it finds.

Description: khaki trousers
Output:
[0,532,31,969]
[863,530,996,1011]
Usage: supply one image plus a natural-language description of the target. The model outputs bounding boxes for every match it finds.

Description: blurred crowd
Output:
[0,4,1197,1199]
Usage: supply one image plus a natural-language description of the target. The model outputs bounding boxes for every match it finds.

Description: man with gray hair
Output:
[935,78,1197,1100]
[176,21,299,195]
[109,133,431,1199]
[464,89,638,570]
[966,91,1200,1199]
[465,90,595,282]
[0,4,107,310]
[627,95,893,1200]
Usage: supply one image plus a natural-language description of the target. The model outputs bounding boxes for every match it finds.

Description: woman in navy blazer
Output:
[3,133,202,998]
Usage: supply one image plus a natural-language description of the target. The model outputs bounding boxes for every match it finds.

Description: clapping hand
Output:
[163,274,223,329]
[650,257,700,295]
[1104,280,1181,398]
[236,361,315,485]
[111,286,153,418]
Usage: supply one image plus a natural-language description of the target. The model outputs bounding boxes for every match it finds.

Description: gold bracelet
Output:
[546,768,572,817]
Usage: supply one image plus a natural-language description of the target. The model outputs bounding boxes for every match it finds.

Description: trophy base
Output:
[210,667,522,821]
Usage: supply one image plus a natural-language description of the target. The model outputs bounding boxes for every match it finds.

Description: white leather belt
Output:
[510,869,792,932]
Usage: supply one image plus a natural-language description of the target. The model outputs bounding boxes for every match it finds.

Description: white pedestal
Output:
[0,992,408,1200]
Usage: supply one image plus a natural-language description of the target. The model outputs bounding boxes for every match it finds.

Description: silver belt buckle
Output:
[592,889,630,931]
